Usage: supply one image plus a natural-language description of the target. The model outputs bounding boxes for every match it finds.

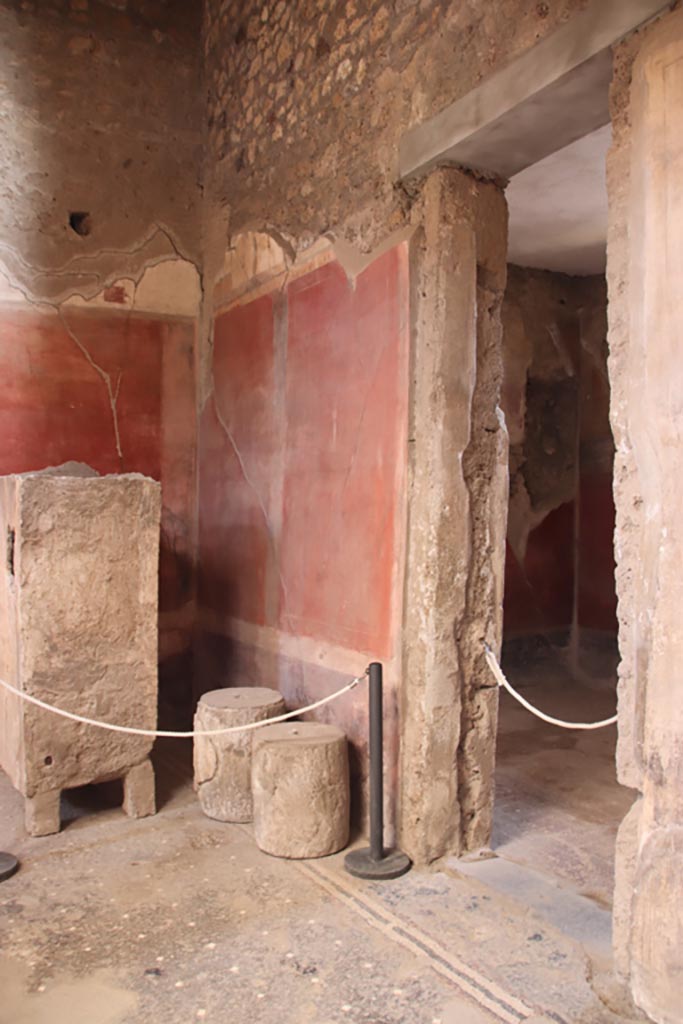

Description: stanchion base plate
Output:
[0,853,18,882]
[344,847,411,880]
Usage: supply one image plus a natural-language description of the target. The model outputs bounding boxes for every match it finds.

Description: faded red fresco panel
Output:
[280,246,408,656]
[160,321,197,613]
[578,473,618,632]
[198,295,276,627]
[0,308,162,479]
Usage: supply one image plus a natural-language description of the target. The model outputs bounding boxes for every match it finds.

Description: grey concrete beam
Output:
[399,0,672,181]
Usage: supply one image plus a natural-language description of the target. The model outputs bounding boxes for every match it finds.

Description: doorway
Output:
[492,126,633,917]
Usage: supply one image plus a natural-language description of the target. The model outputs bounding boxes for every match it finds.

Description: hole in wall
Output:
[315,36,331,59]
[6,527,15,576]
[44,756,53,766]
[69,211,92,237]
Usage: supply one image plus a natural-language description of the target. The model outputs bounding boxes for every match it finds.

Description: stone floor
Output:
[0,675,642,1024]
[453,639,636,969]
[495,638,633,900]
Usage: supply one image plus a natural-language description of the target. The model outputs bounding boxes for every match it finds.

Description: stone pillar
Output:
[608,9,683,1023]
[399,168,508,864]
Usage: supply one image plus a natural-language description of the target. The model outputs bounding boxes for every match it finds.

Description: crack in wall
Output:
[0,223,193,280]
[0,271,123,466]
[0,229,201,470]
[456,268,508,855]
[211,388,313,692]
[0,225,200,304]
[0,223,200,317]
[208,279,382,704]
[212,398,272,538]
[56,308,124,464]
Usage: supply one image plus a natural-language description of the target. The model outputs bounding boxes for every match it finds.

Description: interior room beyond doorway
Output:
[491,125,634,936]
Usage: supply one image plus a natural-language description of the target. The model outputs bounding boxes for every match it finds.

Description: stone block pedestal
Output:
[0,466,161,835]
[252,722,350,859]
[194,687,285,822]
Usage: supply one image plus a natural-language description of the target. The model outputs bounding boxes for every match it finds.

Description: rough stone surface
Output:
[252,722,349,859]
[203,0,590,256]
[0,469,161,835]
[122,758,156,820]
[630,826,683,1024]
[503,269,598,556]
[607,8,683,1022]
[612,795,641,979]
[500,266,616,641]
[24,789,61,838]
[193,687,286,823]
[0,0,202,305]
[0,764,632,1024]
[399,168,508,863]
[607,12,649,800]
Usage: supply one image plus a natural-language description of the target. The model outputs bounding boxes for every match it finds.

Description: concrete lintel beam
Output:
[399,0,672,182]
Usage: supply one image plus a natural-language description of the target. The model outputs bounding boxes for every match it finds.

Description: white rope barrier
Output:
[0,672,367,739]
[483,643,617,730]
[0,647,618,738]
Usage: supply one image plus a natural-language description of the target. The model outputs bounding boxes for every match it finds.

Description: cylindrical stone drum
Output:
[252,722,350,859]
[193,687,285,822]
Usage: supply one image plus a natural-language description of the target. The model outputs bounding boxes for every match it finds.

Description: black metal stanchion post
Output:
[344,662,411,880]
[368,662,384,861]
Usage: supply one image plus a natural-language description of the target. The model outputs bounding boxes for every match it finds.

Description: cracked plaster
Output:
[0,0,202,306]
[0,258,201,471]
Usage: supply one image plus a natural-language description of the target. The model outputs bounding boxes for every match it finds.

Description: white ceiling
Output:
[506,123,610,276]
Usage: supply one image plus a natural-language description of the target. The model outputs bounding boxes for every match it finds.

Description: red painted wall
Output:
[280,258,404,655]
[197,245,409,814]
[0,309,161,477]
[199,293,276,627]
[503,502,575,634]
[503,480,617,638]
[578,473,618,632]
[0,306,197,677]
[198,246,408,659]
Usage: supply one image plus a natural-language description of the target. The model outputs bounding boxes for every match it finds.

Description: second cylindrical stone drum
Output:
[193,687,285,822]
[252,722,350,858]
